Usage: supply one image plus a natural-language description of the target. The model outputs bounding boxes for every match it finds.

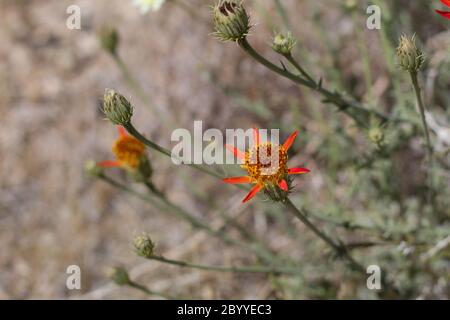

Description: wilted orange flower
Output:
[223,128,310,203]
[436,0,450,19]
[98,126,146,169]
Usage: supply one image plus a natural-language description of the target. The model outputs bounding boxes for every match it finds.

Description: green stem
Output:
[124,123,224,180]
[410,71,436,216]
[148,255,302,276]
[98,174,278,264]
[410,72,433,163]
[284,53,316,87]
[237,37,397,125]
[285,198,365,273]
[128,281,175,300]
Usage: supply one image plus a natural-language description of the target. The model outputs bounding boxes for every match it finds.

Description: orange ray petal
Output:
[118,126,128,138]
[283,131,299,151]
[279,179,288,191]
[440,0,450,8]
[436,10,450,19]
[225,144,246,160]
[242,184,263,203]
[97,160,122,168]
[222,176,252,184]
[288,167,310,175]
[253,127,260,146]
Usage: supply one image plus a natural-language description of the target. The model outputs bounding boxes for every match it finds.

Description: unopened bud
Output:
[133,233,155,258]
[368,127,385,146]
[102,89,133,126]
[85,160,103,177]
[213,1,251,42]
[396,35,425,73]
[106,266,130,286]
[272,32,296,55]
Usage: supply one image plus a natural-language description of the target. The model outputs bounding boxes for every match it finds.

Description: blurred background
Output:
[0,0,449,299]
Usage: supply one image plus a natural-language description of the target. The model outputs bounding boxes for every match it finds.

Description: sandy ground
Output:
[0,0,303,299]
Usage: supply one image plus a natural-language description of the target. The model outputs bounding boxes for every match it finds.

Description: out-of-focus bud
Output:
[106,266,130,286]
[102,89,133,126]
[98,25,119,56]
[368,127,385,146]
[131,156,153,182]
[344,0,357,11]
[213,1,250,42]
[272,32,296,56]
[133,233,155,258]
[85,160,103,177]
[396,35,425,73]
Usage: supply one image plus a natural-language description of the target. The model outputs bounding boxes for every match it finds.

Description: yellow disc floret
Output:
[243,142,288,185]
[113,135,146,169]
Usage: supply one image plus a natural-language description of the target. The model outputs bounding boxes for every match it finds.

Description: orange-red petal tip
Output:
[279,179,289,191]
[283,131,299,151]
[222,176,252,184]
[225,144,246,160]
[288,167,311,175]
[242,184,263,203]
[97,160,122,168]
[117,126,128,137]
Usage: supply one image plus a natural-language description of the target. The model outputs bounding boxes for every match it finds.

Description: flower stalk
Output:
[143,254,303,276]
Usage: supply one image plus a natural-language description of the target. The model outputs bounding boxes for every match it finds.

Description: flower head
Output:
[223,129,310,203]
[272,32,296,56]
[106,266,130,286]
[396,35,425,73]
[133,233,155,258]
[213,1,251,42]
[102,89,133,126]
[133,0,165,14]
[435,0,450,19]
[98,126,152,182]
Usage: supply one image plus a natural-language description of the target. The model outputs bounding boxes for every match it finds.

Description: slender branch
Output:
[97,173,278,264]
[410,72,433,162]
[147,255,302,276]
[127,281,175,299]
[124,122,224,180]
[410,71,435,214]
[285,198,365,272]
[284,53,316,84]
[237,37,402,125]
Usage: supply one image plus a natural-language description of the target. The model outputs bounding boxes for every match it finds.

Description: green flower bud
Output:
[133,233,155,258]
[107,266,130,286]
[213,1,251,42]
[368,127,385,146]
[272,32,296,55]
[84,160,103,178]
[396,35,425,73]
[102,89,133,126]
[98,26,119,56]
[344,0,357,11]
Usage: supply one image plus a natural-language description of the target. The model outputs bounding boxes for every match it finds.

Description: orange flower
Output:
[223,128,310,203]
[436,0,450,19]
[98,126,146,169]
